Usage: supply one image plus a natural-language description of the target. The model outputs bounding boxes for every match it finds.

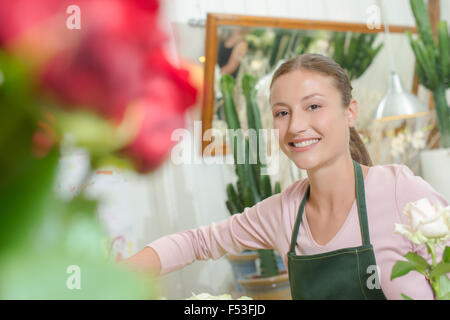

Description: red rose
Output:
[123,61,198,172]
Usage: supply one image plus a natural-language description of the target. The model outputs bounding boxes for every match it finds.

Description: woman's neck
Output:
[306,154,358,217]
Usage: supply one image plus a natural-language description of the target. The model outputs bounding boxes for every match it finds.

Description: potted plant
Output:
[406,0,450,200]
[331,31,383,81]
[220,73,290,300]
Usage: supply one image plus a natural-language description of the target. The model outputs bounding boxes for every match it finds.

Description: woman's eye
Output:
[308,104,321,111]
[274,111,288,118]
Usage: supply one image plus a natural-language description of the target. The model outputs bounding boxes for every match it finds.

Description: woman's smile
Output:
[288,138,322,152]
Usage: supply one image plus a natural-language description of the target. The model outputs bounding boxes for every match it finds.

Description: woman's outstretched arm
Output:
[121,246,161,277]
[121,189,286,277]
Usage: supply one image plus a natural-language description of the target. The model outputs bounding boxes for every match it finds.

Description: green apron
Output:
[287,160,387,300]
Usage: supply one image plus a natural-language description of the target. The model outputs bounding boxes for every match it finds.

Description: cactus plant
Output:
[331,31,383,81]
[406,0,450,148]
[221,73,280,278]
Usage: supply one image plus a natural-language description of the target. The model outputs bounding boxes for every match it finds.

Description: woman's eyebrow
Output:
[271,93,324,108]
[271,102,290,108]
[301,93,324,101]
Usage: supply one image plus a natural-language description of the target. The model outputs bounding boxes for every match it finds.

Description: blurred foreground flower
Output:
[391,198,450,300]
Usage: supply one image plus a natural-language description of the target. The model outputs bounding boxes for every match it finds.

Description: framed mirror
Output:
[201,13,419,158]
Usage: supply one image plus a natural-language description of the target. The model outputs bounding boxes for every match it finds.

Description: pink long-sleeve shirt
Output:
[148,164,449,300]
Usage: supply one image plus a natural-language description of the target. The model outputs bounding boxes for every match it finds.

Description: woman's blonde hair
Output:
[270,53,373,166]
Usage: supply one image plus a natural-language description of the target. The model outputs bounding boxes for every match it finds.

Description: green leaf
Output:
[225,200,239,215]
[0,149,60,256]
[332,32,345,67]
[226,183,243,213]
[439,275,450,300]
[242,73,266,168]
[391,260,415,280]
[244,139,261,203]
[404,252,431,273]
[401,293,414,300]
[409,0,438,52]
[220,74,241,131]
[438,21,449,82]
[54,110,125,158]
[260,175,272,200]
[274,181,281,194]
[242,186,255,208]
[443,246,450,263]
[430,262,450,279]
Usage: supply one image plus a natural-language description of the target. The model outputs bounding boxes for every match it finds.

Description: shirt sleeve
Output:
[147,191,284,275]
[394,165,449,299]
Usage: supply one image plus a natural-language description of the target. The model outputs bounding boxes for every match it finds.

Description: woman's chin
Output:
[291,157,319,171]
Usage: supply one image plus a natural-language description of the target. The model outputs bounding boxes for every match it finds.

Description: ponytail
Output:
[349,127,373,166]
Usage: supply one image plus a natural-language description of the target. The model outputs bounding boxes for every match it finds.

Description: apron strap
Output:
[353,160,371,246]
[289,185,309,254]
[288,161,371,254]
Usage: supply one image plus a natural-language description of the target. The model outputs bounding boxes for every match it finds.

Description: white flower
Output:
[390,133,407,158]
[408,130,426,150]
[395,198,450,245]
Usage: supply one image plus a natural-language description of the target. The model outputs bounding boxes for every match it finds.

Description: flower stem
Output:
[427,242,440,299]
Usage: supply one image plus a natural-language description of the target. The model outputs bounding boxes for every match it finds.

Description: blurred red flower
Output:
[123,54,197,172]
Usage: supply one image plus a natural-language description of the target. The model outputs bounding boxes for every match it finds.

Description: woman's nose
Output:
[287,112,308,135]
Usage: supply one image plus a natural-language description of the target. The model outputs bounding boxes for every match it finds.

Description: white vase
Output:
[420,148,450,202]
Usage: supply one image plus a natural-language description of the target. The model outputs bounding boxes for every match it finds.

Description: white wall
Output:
[166,0,428,24]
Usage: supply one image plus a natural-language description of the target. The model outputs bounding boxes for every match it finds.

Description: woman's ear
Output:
[347,98,358,128]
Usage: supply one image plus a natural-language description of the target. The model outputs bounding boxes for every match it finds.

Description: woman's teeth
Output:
[292,139,320,147]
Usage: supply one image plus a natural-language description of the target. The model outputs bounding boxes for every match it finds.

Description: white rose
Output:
[394,198,450,245]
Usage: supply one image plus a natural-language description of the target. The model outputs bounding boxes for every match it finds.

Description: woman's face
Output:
[270,69,357,170]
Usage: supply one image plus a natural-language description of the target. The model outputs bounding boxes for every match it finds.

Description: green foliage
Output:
[294,32,315,56]
[331,32,383,81]
[443,246,450,263]
[52,109,128,159]
[0,146,157,298]
[390,260,415,280]
[0,51,39,191]
[220,73,281,278]
[407,0,450,148]
[391,246,450,300]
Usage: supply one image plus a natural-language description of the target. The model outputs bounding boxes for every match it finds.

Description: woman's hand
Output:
[120,246,162,277]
